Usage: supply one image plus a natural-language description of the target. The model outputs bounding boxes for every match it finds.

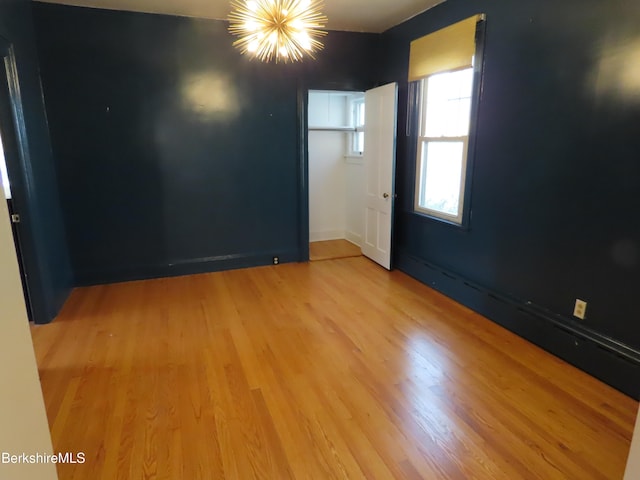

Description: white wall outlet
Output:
[573,299,587,320]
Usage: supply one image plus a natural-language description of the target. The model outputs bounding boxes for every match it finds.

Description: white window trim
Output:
[349,97,365,156]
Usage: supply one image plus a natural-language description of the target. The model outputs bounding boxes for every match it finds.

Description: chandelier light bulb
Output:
[228,0,328,63]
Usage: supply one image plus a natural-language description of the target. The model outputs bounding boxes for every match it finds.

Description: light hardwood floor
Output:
[31,257,637,479]
[309,239,361,261]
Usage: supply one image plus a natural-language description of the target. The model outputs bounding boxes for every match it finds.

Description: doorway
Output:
[0,42,33,321]
[304,84,398,268]
[307,90,365,262]
[0,134,31,319]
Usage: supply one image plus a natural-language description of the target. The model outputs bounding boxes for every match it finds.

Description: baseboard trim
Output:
[345,231,362,247]
[396,250,640,400]
[75,249,300,287]
[310,230,347,242]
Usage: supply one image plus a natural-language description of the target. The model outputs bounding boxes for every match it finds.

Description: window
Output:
[415,67,473,223]
[408,14,484,226]
[351,97,365,155]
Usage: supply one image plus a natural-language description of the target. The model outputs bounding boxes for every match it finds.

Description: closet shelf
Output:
[309,126,357,132]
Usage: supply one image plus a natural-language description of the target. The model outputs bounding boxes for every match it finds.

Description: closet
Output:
[308,90,365,252]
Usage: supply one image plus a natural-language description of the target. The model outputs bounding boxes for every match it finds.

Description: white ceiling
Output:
[34,0,444,33]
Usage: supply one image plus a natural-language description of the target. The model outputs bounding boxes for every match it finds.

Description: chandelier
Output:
[228,0,328,63]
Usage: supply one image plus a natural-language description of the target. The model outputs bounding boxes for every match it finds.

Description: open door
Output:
[0,47,32,320]
[362,82,398,270]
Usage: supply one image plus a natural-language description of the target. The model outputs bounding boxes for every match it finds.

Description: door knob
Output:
[383,193,390,199]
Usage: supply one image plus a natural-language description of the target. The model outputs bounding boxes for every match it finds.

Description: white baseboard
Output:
[310,230,346,242]
[345,231,362,247]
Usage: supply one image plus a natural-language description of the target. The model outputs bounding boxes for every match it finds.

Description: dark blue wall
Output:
[32,3,378,285]
[0,0,72,323]
[382,0,640,395]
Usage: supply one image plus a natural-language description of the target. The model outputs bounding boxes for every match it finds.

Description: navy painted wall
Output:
[33,3,378,285]
[0,0,72,323]
[382,1,640,355]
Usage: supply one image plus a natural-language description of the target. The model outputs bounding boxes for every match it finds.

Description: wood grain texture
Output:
[31,257,638,480]
[309,239,362,261]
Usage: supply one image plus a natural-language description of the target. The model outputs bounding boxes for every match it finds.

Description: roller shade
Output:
[408,14,484,82]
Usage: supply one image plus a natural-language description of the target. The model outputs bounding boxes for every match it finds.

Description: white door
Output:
[362,83,398,270]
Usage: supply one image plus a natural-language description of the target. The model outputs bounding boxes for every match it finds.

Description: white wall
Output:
[308,91,364,245]
[344,157,365,246]
[625,407,640,480]
[0,197,57,479]
[308,130,347,241]
[308,92,349,128]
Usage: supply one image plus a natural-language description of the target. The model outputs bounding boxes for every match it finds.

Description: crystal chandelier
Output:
[228,0,328,63]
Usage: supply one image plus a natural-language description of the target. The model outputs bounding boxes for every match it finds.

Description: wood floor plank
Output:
[309,239,362,261]
[30,256,638,479]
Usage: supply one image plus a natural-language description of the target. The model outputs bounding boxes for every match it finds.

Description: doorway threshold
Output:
[309,239,361,262]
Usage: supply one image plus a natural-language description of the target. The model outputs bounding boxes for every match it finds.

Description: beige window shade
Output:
[408,14,483,82]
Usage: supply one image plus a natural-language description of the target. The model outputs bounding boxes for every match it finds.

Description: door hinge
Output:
[10,214,20,224]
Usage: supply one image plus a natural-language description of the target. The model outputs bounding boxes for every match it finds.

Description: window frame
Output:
[411,18,486,229]
[414,68,472,224]
[350,96,365,156]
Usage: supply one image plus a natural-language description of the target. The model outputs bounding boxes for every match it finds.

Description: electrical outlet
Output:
[273,257,279,265]
[573,299,587,320]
